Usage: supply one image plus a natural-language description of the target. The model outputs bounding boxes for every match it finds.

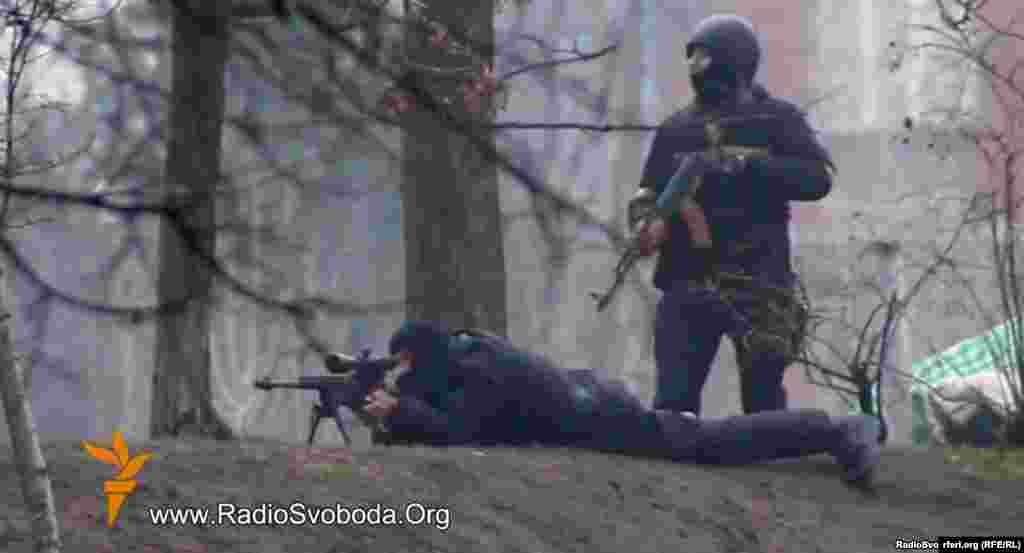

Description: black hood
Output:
[388,321,454,408]
[389,321,450,358]
[686,14,761,88]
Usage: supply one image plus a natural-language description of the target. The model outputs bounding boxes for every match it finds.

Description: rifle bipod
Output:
[307,401,352,446]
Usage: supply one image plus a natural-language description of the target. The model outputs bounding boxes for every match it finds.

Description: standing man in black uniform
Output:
[630,14,835,415]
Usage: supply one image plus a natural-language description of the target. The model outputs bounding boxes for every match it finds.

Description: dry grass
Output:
[944,445,1024,481]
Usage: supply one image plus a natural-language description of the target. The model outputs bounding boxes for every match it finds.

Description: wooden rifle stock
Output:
[590,120,771,311]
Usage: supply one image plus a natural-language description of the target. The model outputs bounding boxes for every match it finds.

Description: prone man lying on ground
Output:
[331,321,882,490]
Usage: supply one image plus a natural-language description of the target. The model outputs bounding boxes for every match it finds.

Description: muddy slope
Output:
[1,438,1021,553]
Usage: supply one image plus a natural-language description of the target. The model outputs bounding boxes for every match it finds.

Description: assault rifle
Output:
[589,120,771,312]
[252,350,400,446]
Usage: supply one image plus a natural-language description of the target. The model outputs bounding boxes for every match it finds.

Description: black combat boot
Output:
[829,415,882,490]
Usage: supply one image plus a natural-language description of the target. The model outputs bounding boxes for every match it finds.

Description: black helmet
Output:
[685,14,760,86]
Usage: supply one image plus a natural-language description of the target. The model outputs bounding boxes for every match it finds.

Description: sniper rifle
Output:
[252,350,401,446]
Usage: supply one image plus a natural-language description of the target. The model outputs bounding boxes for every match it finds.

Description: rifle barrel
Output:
[254,376,353,390]
[255,381,318,390]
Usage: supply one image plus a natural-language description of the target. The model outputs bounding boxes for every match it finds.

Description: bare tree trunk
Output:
[0,267,61,553]
[151,0,234,439]
[401,0,507,334]
[0,9,61,550]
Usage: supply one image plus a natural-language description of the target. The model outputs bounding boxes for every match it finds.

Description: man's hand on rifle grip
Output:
[634,216,668,257]
[365,389,399,418]
[364,349,413,419]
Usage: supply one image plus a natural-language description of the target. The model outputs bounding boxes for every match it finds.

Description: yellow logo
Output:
[81,431,153,527]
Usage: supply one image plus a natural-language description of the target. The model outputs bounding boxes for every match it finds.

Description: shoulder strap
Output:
[451,327,505,341]
[447,328,540,380]
[448,327,513,363]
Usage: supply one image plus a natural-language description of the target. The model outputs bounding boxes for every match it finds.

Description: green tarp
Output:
[908,320,1021,445]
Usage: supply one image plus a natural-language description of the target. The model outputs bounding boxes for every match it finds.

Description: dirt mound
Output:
[1,438,1021,552]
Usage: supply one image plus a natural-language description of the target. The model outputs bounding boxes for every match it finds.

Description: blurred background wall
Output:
[1,0,1015,447]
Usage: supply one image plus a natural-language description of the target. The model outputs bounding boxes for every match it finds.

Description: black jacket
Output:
[637,86,833,290]
[382,326,662,453]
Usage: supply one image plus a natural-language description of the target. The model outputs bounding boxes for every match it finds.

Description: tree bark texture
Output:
[151,0,234,439]
[0,266,62,552]
[401,0,507,335]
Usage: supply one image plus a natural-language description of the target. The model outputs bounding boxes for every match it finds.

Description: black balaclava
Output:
[388,321,454,409]
[685,14,761,109]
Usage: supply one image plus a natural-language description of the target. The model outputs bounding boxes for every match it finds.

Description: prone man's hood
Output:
[388,321,455,407]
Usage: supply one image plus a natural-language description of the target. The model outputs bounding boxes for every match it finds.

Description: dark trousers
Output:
[655,408,840,465]
[653,274,805,415]
[580,407,839,466]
